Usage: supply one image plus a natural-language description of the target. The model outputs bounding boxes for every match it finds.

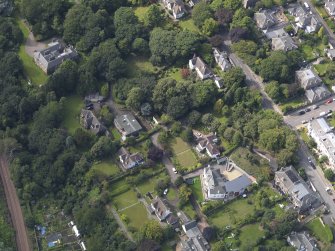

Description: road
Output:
[0,156,30,251]
[302,0,335,41]
[284,97,335,127]
[222,41,283,115]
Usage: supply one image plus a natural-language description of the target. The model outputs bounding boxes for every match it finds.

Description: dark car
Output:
[309,160,316,169]
[298,110,305,115]
[305,108,311,112]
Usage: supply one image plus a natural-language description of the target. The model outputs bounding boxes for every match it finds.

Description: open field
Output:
[172,137,198,170]
[239,224,264,246]
[190,176,204,202]
[306,217,333,244]
[137,171,168,195]
[61,96,83,134]
[165,67,183,81]
[112,189,139,210]
[230,147,270,180]
[127,57,157,77]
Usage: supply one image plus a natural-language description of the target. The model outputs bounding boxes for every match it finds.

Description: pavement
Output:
[284,97,335,127]
[0,156,31,251]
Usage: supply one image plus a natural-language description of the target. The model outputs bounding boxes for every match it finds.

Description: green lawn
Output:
[166,67,183,81]
[172,137,191,154]
[190,176,204,202]
[112,189,139,210]
[137,172,168,195]
[209,199,255,228]
[306,217,333,244]
[121,202,150,230]
[167,188,177,201]
[239,224,264,247]
[300,44,317,62]
[134,7,149,22]
[127,57,157,77]
[111,128,122,141]
[230,147,271,180]
[314,62,333,77]
[182,202,197,220]
[17,20,48,86]
[61,96,83,135]
[179,18,200,33]
[91,159,120,176]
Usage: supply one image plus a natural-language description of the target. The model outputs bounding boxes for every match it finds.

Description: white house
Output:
[189,56,212,80]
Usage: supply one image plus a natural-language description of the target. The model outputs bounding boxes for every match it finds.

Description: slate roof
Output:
[287,231,319,251]
[254,10,277,29]
[118,147,144,169]
[296,68,322,89]
[325,0,335,15]
[114,114,142,136]
[189,56,212,78]
[305,84,331,103]
[272,35,297,51]
[213,48,231,72]
[151,196,171,221]
[80,109,106,135]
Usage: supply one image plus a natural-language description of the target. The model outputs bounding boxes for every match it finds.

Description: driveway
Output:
[21,20,47,57]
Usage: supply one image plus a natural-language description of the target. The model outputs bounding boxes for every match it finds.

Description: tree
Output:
[132,38,149,55]
[187,110,201,126]
[203,227,217,241]
[126,87,146,111]
[181,128,194,143]
[192,1,212,28]
[140,220,164,241]
[147,146,164,162]
[90,136,118,159]
[181,68,190,79]
[324,169,335,181]
[318,26,325,38]
[144,4,163,28]
[202,18,219,36]
[229,27,249,42]
[224,0,242,11]
[137,239,161,251]
[209,35,223,47]
[215,8,233,25]
[167,96,189,119]
[141,103,153,116]
[265,81,283,103]
[179,184,192,205]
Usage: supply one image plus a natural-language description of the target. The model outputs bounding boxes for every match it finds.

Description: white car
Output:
[172,167,178,174]
[163,188,169,195]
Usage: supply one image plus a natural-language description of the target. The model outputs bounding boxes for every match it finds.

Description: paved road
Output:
[284,96,335,127]
[302,0,335,41]
[0,156,30,251]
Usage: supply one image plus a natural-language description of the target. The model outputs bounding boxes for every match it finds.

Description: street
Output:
[284,97,335,127]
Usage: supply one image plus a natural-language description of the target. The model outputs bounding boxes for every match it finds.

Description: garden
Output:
[61,96,83,135]
[171,137,198,172]
[306,217,333,246]
[189,176,204,203]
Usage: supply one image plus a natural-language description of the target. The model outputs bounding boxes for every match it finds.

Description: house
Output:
[287,231,319,251]
[295,69,322,90]
[325,0,335,16]
[214,75,224,89]
[264,27,288,39]
[118,147,144,169]
[46,233,62,248]
[188,0,200,7]
[305,85,331,103]
[114,114,142,138]
[80,109,107,136]
[166,214,179,226]
[254,10,277,30]
[181,220,210,251]
[213,48,231,72]
[151,196,171,221]
[33,41,77,74]
[326,48,335,60]
[196,133,220,158]
[308,118,335,167]
[72,225,80,237]
[189,56,212,80]
[201,161,252,200]
[275,166,321,213]
[80,241,87,251]
[272,36,297,51]
[296,15,319,33]
[162,0,186,19]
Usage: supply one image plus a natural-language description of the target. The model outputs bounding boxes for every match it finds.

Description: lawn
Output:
[112,189,139,210]
[121,202,150,230]
[134,7,149,22]
[111,128,122,141]
[172,137,198,170]
[61,96,83,135]
[300,44,317,62]
[17,20,48,86]
[209,199,255,228]
[137,171,168,195]
[179,18,200,33]
[167,188,177,201]
[316,6,329,18]
[314,62,334,77]
[239,224,264,247]
[166,67,183,81]
[182,202,197,220]
[190,176,204,202]
[298,127,310,144]
[127,56,157,77]
[91,160,120,176]
[230,147,271,180]
[306,217,333,244]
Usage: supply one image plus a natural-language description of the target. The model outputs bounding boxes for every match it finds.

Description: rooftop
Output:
[114,114,142,136]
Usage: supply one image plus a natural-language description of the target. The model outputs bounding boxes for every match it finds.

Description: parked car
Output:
[302,120,308,124]
[305,108,311,112]
[163,188,169,195]
[298,110,305,115]
[313,105,319,110]
[326,99,333,104]
[172,167,178,174]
